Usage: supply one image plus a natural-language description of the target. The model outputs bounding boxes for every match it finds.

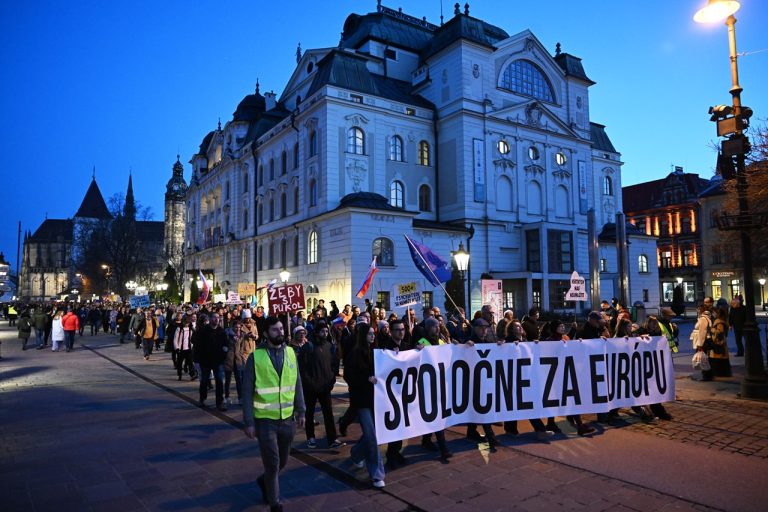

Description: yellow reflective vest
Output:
[659,322,679,353]
[252,346,297,420]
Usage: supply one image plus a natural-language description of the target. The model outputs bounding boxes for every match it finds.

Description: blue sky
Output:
[1,0,766,273]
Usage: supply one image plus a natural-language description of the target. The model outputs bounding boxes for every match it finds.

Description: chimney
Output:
[264,91,277,111]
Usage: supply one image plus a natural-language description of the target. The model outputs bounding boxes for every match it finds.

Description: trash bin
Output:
[633,301,646,325]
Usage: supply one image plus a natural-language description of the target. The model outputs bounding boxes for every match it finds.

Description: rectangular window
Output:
[526,229,541,272]
[730,279,741,299]
[642,289,649,302]
[547,230,574,273]
[243,209,248,231]
[599,258,608,272]
[421,291,433,309]
[683,281,696,303]
[503,292,515,311]
[662,282,675,302]
[377,291,391,311]
[683,249,694,266]
[384,48,397,60]
[242,247,249,273]
[548,279,574,311]
[661,251,672,269]
[712,280,722,300]
[405,107,415,116]
[711,246,722,265]
[350,94,363,104]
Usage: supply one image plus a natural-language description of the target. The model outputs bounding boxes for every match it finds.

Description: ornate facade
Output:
[184,3,657,312]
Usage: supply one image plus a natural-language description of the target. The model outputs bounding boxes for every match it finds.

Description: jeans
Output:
[142,338,154,358]
[350,408,384,481]
[35,328,45,347]
[255,418,296,506]
[199,364,225,406]
[175,349,195,378]
[90,322,98,335]
[304,389,337,443]
[65,331,76,350]
[110,321,116,334]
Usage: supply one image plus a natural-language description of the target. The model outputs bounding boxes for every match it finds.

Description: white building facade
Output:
[184,3,657,314]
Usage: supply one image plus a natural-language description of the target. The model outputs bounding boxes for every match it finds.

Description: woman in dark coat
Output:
[345,323,386,488]
[18,309,33,350]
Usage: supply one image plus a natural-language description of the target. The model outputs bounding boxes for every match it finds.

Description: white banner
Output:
[373,337,675,444]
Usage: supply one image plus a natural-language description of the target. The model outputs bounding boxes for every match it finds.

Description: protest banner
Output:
[268,283,305,315]
[392,281,421,308]
[129,294,150,309]
[481,279,503,314]
[238,283,256,296]
[373,337,674,444]
[225,291,242,305]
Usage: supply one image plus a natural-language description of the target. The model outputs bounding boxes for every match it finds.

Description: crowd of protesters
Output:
[1,294,746,510]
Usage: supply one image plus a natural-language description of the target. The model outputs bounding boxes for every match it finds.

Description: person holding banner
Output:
[378,318,412,469]
[415,318,454,459]
[345,323,386,488]
[242,316,306,512]
[462,318,501,447]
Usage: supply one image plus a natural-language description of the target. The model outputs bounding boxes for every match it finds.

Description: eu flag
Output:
[404,235,452,288]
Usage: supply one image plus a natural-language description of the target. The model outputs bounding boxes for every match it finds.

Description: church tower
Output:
[164,156,187,270]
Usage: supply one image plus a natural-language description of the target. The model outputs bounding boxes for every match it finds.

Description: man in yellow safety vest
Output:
[242,316,305,512]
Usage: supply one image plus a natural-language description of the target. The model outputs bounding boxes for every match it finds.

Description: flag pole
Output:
[404,235,463,315]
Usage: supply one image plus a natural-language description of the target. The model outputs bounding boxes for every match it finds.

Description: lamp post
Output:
[759,278,766,310]
[280,268,291,337]
[695,0,767,399]
[453,242,470,315]
[101,264,112,294]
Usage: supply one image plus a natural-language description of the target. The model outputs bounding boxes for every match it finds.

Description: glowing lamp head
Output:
[694,0,740,23]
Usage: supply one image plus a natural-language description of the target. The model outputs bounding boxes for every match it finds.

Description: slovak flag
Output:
[197,270,210,305]
[355,256,378,299]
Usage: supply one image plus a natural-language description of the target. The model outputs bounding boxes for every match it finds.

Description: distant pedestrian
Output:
[61,308,79,352]
[691,304,714,381]
[17,309,32,350]
[138,311,158,360]
[32,306,47,349]
[194,313,228,410]
[51,310,65,352]
[728,297,746,357]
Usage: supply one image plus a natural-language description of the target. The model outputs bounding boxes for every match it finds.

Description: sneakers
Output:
[306,438,317,449]
[546,424,562,434]
[536,430,554,442]
[352,458,365,469]
[440,449,453,460]
[577,424,596,436]
[372,479,386,489]
[466,430,487,442]
[656,411,673,421]
[329,439,346,449]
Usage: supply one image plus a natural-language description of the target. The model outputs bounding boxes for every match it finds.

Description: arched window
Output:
[526,180,543,215]
[309,178,317,207]
[294,235,299,265]
[496,176,513,211]
[309,131,318,157]
[308,230,318,264]
[280,191,286,218]
[418,140,430,166]
[269,241,275,269]
[373,237,394,266]
[258,244,264,270]
[281,151,287,175]
[258,165,263,186]
[243,209,249,230]
[293,142,299,169]
[269,158,275,180]
[389,180,404,208]
[293,186,299,214]
[638,254,649,273]
[555,185,569,218]
[390,136,403,161]
[347,126,365,154]
[603,175,614,196]
[257,204,263,225]
[418,184,431,212]
[500,59,555,103]
[280,239,287,268]
[269,197,274,222]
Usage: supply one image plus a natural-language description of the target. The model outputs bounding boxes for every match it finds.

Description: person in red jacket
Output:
[61,307,80,352]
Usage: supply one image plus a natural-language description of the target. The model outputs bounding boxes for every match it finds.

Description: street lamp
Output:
[279,268,291,284]
[453,242,470,315]
[760,278,766,310]
[695,0,767,399]
[126,280,138,293]
[279,268,291,335]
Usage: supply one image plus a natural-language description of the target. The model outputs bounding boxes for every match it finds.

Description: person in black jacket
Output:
[346,323,386,488]
[728,297,746,357]
[193,313,229,411]
[521,308,541,341]
[378,318,412,469]
[296,322,343,449]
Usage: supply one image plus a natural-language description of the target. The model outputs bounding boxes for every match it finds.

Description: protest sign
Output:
[225,291,242,305]
[238,283,256,296]
[566,271,588,301]
[392,281,421,308]
[481,279,503,315]
[373,337,674,444]
[129,294,150,309]
[268,284,305,315]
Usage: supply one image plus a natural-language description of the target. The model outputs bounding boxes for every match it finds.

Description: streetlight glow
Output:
[453,242,470,272]
[694,0,740,23]
[280,268,291,284]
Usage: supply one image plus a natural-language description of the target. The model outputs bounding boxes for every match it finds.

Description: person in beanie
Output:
[242,316,305,512]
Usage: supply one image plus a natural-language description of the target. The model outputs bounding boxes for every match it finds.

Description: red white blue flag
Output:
[404,235,452,287]
[355,257,378,299]
[197,270,210,304]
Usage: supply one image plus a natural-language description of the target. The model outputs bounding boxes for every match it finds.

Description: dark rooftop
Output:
[198,131,215,156]
[598,221,648,242]
[420,11,509,60]
[232,89,266,123]
[623,171,710,213]
[337,192,407,212]
[74,178,112,220]
[341,9,436,52]
[28,219,74,243]
[554,52,595,85]
[590,123,617,154]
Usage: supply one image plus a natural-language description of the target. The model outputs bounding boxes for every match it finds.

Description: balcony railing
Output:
[714,211,768,231]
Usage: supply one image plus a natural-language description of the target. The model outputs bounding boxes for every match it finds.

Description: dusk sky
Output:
[1,0,766,274]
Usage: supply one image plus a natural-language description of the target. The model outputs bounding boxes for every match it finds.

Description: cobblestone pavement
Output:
[2,325,768,512]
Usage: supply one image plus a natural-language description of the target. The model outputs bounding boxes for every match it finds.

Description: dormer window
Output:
[500,59,555,103]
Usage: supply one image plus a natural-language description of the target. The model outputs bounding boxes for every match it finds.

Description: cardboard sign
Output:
[268,284,305,315]
[225,291,242,305]
[566,271,587,301]
[129,294,150,309]
[238,283,256,296]
[481,279,503,316]
[392,281,421,308]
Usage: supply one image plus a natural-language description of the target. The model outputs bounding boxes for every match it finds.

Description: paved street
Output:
[2,323,768,512]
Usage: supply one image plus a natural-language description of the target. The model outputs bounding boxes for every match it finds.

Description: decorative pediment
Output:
[524,164,545,177]
[304,117,319,130]
[493,158,516,171]
[345,113,369,126]
[345,158,368,193]
[552,169,572,181]
[493,100,579,139]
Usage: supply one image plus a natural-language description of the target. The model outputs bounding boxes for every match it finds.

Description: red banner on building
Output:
[268,284,305,315]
